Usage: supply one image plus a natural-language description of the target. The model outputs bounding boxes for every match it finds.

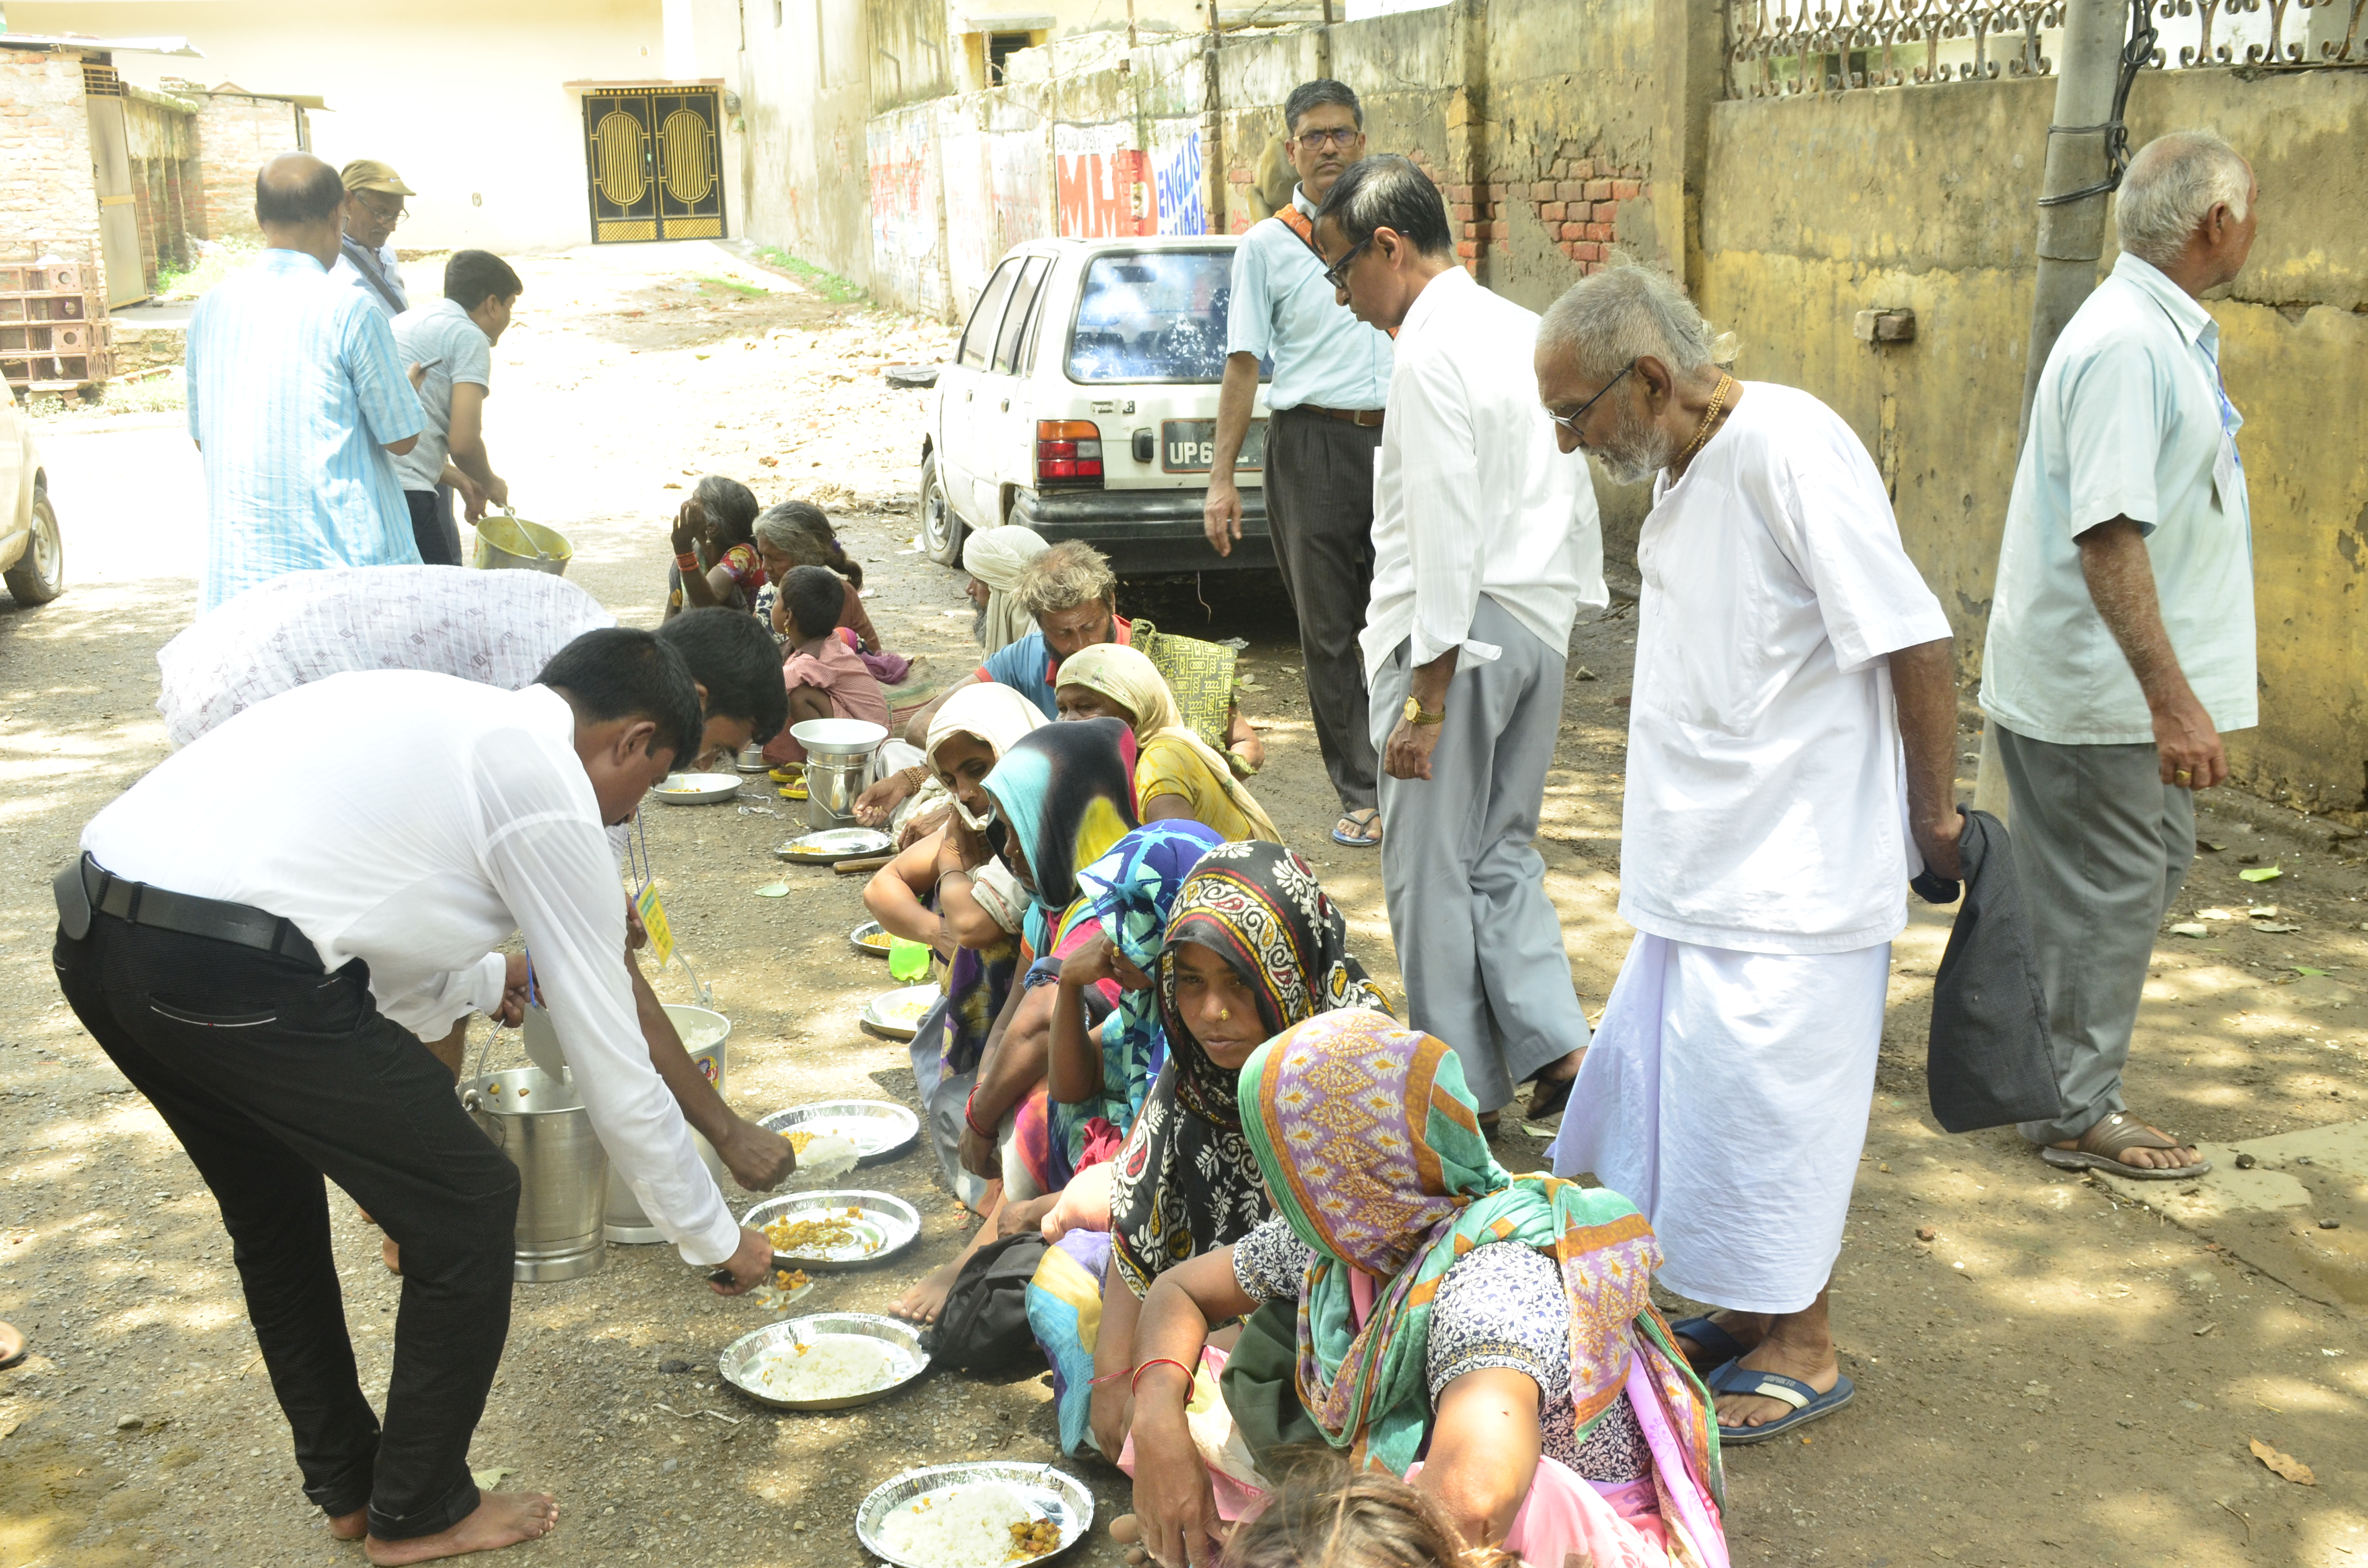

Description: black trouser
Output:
[405,488,461,566]
[1263,405,1383,812]
[52,912,518,1540]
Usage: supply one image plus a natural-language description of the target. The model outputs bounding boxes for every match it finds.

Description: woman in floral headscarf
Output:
[1126,1011,1729,1568]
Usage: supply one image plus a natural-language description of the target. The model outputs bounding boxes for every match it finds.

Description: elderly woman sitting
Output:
[1055,642,1278,843]
[1125,1011,1729,1568]
[963,524,1049,655]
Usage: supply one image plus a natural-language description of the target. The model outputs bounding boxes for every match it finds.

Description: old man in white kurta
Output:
[1534,266,1965,1446]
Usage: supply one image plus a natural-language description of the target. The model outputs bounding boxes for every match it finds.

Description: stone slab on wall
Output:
[0,53,103,287]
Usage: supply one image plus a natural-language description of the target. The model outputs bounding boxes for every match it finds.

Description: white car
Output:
[0,386,65,606]
[920,235,1273,575]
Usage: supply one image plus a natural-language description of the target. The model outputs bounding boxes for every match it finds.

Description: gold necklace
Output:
[1670,372,1734,473]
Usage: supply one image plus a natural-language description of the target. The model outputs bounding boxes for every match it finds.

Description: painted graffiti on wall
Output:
[866,110,945,318]
[1054,120,1209,240]
[1147,119,1206,236]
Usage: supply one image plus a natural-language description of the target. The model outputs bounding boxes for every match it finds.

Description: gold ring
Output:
[2175,768,2192,781]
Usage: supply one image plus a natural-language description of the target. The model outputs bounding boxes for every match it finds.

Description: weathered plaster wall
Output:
[0,52,102,287]
[740,0,876,286]
[1698,68,2368,812]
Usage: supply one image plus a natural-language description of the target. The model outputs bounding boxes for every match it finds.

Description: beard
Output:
[972,599,990,647]
[1594,397,1677,487]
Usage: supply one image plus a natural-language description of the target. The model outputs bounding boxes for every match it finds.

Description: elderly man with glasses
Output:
[333,159,414,320]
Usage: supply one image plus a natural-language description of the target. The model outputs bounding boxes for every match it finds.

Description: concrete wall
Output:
[1696,67,2368,814]
[0,51,103,286]
[738,0,876,285]
[187,91,304,245]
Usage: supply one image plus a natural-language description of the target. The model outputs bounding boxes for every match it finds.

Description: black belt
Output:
[1287,404,1386,428]
[60,853,322,968]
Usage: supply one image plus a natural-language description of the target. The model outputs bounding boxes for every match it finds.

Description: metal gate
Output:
[581,89,727,244]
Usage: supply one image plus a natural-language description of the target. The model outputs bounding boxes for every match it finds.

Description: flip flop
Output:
[1706,1360,1855,1445]
[1526,1069,1578,1123]
[1331,808,1382,849]
[1666,1315,1750,1374]
[2039,1111,2213,1180]
[0,1321,26,1371]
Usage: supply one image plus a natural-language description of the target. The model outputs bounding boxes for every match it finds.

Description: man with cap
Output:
[334,159,413,320]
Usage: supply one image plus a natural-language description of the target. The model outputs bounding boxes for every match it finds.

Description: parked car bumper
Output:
[1008,486,1272,574]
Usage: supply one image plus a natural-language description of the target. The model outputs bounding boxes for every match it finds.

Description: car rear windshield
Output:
[1066,251,1246,384]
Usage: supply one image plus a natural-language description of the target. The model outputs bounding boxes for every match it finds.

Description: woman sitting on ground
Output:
[663,475,764,617]
[963,523,1049,655]
[1127,1010,1728,1568]
[751,501,912,685]
[1029,841,1388,1460]
[763,565,891,767]
[1054,643,1279,843]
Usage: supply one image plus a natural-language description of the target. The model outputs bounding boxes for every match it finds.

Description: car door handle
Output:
[965,390,973,402]
[999,399,1010,412]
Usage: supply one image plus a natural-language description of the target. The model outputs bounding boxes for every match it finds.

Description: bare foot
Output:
[892,1260,962,1324]
[1041,1165,1115,1243]
[1714,1296,1838,1431]
[382,1236,403,1275]
[331,1508,367,1541]
[364,1493,558,1565]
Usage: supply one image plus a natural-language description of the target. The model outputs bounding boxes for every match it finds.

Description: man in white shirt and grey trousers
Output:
[52,628,775,1563]
[1311,155,1603,1123]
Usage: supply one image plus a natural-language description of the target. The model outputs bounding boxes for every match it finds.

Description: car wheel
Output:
[3,488,63,605]
[920,451,965,567]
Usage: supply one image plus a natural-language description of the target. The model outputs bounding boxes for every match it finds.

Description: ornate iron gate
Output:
[582,88,727,243]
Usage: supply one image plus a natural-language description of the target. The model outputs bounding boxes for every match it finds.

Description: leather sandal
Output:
[0,1321,27,1370]
[2040,1111,2212,1180]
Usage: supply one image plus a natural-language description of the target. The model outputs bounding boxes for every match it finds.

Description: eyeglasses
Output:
[1321,235,1373,291]
[1291,128,1361,151]
[355,194,406,224]
[1546,360,1637,435]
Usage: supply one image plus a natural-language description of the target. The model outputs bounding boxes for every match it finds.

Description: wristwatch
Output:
[1402,697,1445,727]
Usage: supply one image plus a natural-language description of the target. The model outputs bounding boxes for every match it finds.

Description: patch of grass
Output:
[752,248,866,303]
[155,239,260,302]
[692,273,772,298]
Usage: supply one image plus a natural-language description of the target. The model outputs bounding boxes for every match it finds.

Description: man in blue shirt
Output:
[1203,79,1395,849]
[187,154,424,612]
[331,159,412,320]
[393,250,520,565]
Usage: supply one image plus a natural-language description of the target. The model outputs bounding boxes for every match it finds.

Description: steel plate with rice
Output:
[861,983,940,1041]
[742,1188,920,1271]
[759,1100,919,1166]
[776,827,892,863]
[718,1312,928,1412]
[654,772,742,805]
[858,1463,1094,1568]
[849,918,894,956]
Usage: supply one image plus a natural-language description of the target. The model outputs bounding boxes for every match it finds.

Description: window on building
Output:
[987,31,1034,85]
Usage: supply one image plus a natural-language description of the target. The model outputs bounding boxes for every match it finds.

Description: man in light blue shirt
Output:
[1203,78,1395,849]
[187,154,425,612]
[393,250,520,565]
[1979,130,2260,1180]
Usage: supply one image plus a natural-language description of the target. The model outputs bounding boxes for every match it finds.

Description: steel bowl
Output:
[717,1311,928,1412]
[849,919,894,957]
[758,1100,920,1166]
[653,772,743,806]
[860,983,940,1042]
[857,1462,1095,1568]
[741,1188,921,1272]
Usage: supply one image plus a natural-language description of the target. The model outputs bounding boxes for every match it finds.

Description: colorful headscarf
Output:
[1110,842,1389,1297]
[1239,1011,1722,1499]
[982,717,1140,920]
[1129,617,1239,760]
[1053,643,1280,843]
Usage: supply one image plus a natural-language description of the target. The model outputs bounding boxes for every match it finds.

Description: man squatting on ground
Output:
[1203,77,1394,850]
[1311,156,1598,1125]
[1979,130,2261,1180]
[54,629,779,1565]
[1537,263,1966,1442]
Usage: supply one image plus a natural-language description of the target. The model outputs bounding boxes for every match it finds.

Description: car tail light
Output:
[1036,420,1103,487]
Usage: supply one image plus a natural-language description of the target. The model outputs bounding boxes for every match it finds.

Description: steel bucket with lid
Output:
[604,1004,734,1243]
[472,508,572,576]
[791,717,887,831]
[461,1064,608,1282]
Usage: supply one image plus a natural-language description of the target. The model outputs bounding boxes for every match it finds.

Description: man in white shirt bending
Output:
[53,629,775,1565]
[1980,132,2259,1182]
[1537,266,1964,1448]
[1311,155,1604,1124]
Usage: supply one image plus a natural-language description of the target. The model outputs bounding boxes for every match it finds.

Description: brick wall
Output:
[192,95,304,244]
[0,52,103,285]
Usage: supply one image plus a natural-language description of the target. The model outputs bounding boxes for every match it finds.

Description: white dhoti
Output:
[1549,931,1888,1314]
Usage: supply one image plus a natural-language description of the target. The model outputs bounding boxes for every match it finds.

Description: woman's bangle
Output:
[962,1086,996,1140]
[901,764,929,789]
[674,551,700,571]
[1130,1357,1195,1397]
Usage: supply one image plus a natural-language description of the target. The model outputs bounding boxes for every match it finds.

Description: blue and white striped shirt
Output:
[187,248,426,611]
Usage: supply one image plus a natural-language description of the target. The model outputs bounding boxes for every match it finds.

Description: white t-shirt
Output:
[1619,383,1952,954]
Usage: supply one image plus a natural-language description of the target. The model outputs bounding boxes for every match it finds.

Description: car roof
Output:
[1011,234,1239,260]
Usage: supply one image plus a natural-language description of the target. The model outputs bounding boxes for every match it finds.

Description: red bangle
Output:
[963,1087,995,1140]
[675,551,701,571]
[1131,1357,1195,1396]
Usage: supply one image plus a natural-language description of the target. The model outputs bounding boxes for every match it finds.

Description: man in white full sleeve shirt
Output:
[52,629,773,1564]
[1311,155,1604,1121]
[1535,266,1965,1449]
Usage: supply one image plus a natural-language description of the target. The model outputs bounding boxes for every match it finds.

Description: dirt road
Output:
[0,243,2362,1567]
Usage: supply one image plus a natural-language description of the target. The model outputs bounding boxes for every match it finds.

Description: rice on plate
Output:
[876,1482,1059,1568]
[745,1333,910,1401]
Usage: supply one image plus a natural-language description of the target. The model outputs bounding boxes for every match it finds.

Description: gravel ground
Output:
[2,243,2364,1568]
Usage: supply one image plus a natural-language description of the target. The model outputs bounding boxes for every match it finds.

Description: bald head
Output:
[255,154,347,267]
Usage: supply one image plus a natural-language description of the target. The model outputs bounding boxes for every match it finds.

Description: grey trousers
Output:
[1264,405,1382,813]
[1993,723,2196,1145]
[1370,595,1590,1111]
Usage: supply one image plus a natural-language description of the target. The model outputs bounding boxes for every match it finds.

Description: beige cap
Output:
[339,159,415,197]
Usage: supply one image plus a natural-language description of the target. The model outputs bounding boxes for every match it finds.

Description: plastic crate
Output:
[0,261,90,295]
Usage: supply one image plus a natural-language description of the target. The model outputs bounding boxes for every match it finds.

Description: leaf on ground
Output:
[2289,965,2328,977]
[2198,907,2239,919]
[2196,839,2227,852]
[2249,1438,2316,1485]
[2252,922,2301,933]
[754,882,791,897]
[2239,865,2283,883]
[471,1466,514,1490]
[2169,923,2211,938]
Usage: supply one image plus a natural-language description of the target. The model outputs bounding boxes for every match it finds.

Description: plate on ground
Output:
[849,919,894,957]
[759,1101,920,1166]
[776,827,891,863]
[742,1189,920,1271]
[654,772,742,805]
[861,984,940,1041]
[858,1462,1094,1568]
[718,1312,928,1412]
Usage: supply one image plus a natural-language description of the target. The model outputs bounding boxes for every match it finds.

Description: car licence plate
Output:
[1161,419,1265,474]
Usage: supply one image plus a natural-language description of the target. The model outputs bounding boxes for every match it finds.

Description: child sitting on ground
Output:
[663,475,764,617]
[750,502,913,685]
[765,564,892,766]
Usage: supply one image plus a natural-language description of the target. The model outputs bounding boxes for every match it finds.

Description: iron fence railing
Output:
[1725,0,2368,97]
